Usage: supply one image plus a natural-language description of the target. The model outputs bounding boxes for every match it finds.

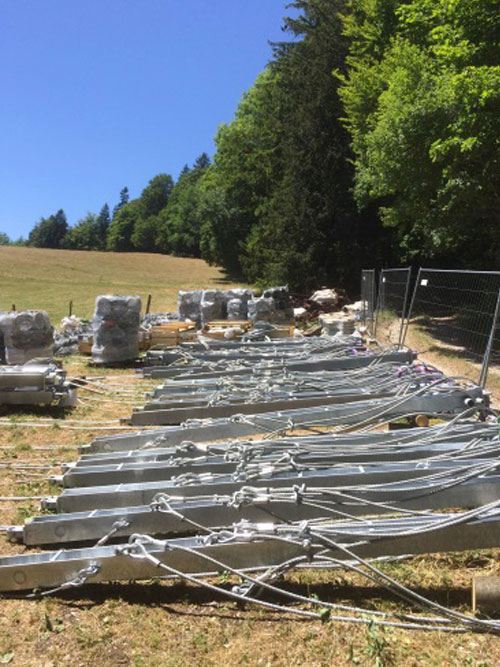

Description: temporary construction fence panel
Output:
[360,269,377,328]
[401,268,500,387]
[374,268,412,347]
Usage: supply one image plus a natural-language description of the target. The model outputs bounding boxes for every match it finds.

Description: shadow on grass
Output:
[0,405,74,420]
[211,267,248,286]
[409,313,497,367]
[20,578,473,620]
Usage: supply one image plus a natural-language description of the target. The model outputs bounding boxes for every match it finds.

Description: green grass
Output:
[0,246,242,323]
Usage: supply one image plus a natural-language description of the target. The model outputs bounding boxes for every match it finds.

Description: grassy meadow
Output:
[0,246,242,322]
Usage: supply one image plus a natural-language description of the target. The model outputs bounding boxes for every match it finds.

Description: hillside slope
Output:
[0,247,241,322]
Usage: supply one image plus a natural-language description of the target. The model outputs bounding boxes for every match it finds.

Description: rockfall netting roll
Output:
[91,295,141,364]
[0,310,54,365]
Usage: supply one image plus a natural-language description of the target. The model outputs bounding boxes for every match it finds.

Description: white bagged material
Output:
[343,300,367,321]
[310,288,339,308]
[92,295,141,364]
[60,315,82,331]
[319,313,356,336]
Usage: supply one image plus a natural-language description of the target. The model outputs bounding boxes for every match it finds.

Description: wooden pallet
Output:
[202,320,252,340]
[78,337,93,355]
[147,322,197,347]
[203,320,251,332]
[267,325,295,339]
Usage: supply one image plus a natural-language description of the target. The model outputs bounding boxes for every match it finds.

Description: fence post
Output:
[145,294,152,315]
[397,267,412,349]
[401,267,421,347]
[479,288,500,388]
[373,271,384,337]
[371,270,377,327]
[69,300,73,317]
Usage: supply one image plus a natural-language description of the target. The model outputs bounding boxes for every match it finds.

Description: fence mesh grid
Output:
[402,269,500,386]
[360,269,377,327]
[374,268,411,347]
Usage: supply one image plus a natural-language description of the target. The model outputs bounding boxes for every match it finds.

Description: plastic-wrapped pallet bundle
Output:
[200,290,227,325]
[262,285,294,322]
[226,288,253,320]
[178,290,203,327]
[227,298,247,319]
[91,295,141,364]
[247,296,276,322]
[248,286,293,324]
[0,311,54,365]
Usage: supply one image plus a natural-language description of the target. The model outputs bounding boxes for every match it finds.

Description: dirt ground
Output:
[1,352,500,666]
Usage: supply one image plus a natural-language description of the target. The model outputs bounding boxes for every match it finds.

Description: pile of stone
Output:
[91,295,141,364]
[54,316,92,357]
[141,312,179,328]
[178,287,292,328]
[0,310,54,365]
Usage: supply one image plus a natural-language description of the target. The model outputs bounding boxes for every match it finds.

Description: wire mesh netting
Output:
[401,269,500,386]
[374,268,411,347]
[360,269,377,327]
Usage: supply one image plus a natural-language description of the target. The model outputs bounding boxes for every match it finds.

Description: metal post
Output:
[371,269,377,327]
[479,288,500,388]
[361,271,367,326]
[146,294,152,315]
[373,271,384,337]
[401,267,421,347]
[397,267,412,349]
[69,300,73,317]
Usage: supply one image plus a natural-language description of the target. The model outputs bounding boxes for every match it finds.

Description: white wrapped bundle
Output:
[319,313,356,336]
[247,296,276,322]
[200,289,227,324]
[178,290,203,327]
[248,286,293,323]
[262,286,294,322]
[92,295,141,364]
[0,310,54,365]
[227,298,247,319]
[226,289,253,320]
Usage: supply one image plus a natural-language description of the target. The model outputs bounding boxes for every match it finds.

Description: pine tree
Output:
[112,187,129,218]
[96,204,111,249]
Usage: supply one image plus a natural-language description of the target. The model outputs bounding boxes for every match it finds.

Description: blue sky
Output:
[0,0,296,239]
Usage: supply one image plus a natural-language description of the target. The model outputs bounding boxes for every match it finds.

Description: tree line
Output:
[1,153,211,256]
[3,0,499,293]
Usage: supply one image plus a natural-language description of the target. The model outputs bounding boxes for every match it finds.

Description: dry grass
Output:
[0,357,499,665]
[0,247,241,323]
[404,321,500,406]
[0,270,500,664]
